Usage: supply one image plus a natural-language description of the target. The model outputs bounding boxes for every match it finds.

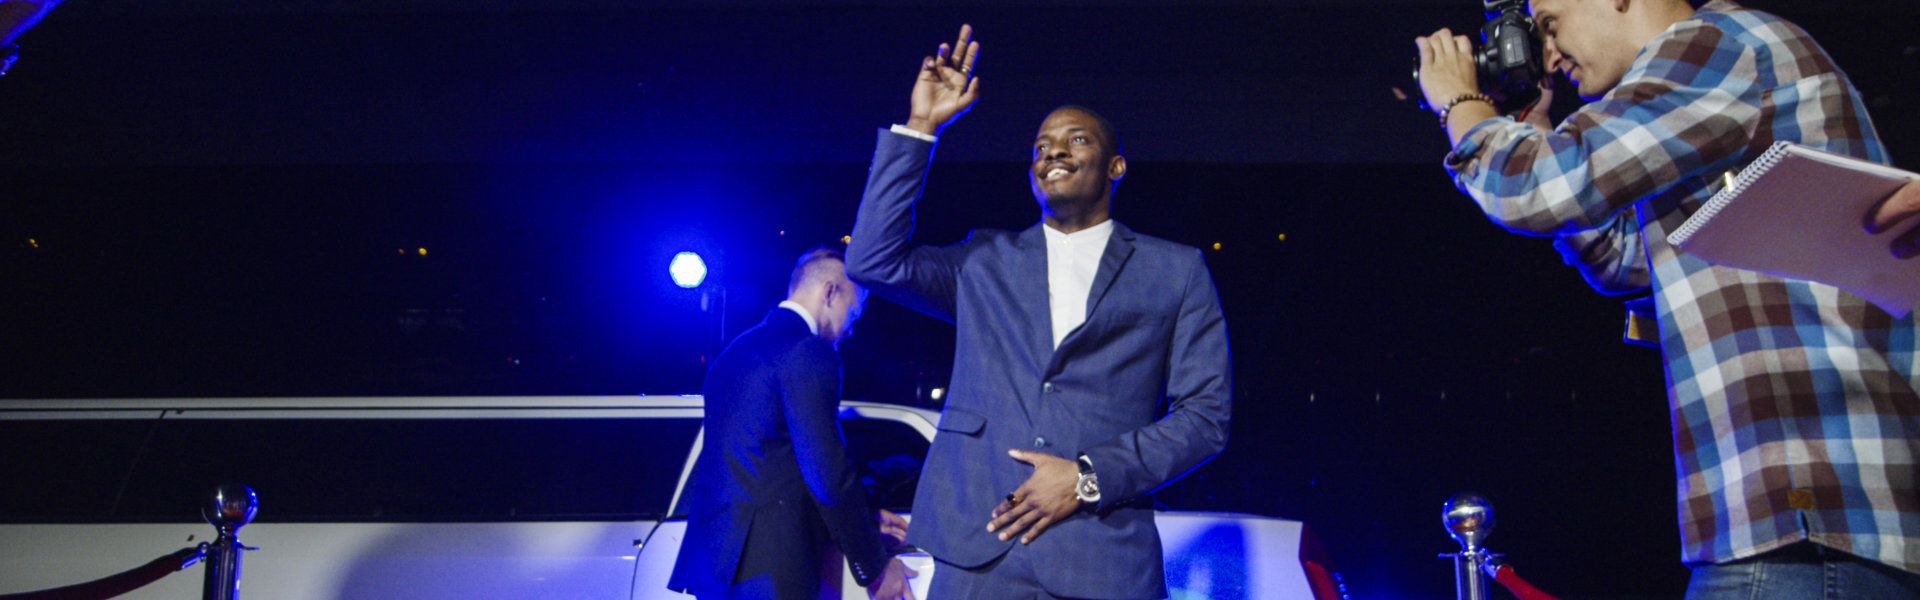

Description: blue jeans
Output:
[1684,542,1920,600]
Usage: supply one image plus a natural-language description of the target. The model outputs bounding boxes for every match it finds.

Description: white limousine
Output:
[0,396,1341,599]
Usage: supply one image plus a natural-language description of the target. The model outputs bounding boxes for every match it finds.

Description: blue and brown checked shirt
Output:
[1445,0,1920,574]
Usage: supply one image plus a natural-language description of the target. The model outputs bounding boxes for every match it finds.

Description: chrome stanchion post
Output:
[201,484,258,600]
[1441,493,1495,600]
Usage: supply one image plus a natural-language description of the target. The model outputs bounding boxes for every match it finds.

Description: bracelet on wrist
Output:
[1439,92,1495,129]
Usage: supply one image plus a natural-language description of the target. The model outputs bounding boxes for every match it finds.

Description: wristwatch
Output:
[1075,453,1101,504]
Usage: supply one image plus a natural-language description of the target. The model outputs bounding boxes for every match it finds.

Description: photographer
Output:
[1416,1,1920,598]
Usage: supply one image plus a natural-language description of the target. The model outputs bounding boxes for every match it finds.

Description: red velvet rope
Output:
[1297,523,1346,600]
[1491,564,1561,600]
[0,547,200,600]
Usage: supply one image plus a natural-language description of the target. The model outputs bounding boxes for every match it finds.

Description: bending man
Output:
[669,248,915,600]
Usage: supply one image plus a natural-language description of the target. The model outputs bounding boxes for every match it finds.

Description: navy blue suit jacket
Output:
[667,308,889,599]
[846,130,1233,599]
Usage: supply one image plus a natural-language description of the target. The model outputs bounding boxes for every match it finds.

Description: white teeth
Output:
[1046,168,1069,180]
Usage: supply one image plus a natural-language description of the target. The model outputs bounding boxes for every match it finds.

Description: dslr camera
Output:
[1418,0,1546,114]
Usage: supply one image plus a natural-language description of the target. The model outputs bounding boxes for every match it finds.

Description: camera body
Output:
[1414,0,1545,114]
[1475,0,1544,112]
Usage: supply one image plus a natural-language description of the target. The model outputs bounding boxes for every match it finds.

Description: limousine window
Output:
[841,416,929,512]
[0,419,158,522]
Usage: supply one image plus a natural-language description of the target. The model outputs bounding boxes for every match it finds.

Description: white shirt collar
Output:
[1041,218,1115,245]
[777,301,819,336]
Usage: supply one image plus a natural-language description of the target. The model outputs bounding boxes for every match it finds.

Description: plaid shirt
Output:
[1446,0,1920,573]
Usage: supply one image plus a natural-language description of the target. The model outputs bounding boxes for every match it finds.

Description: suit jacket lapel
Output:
[1044,221,1135,378]
[1013,224,1052,421]
[1083,221,1137,322]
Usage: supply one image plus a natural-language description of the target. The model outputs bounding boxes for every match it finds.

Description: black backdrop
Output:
[5,2,1916,598]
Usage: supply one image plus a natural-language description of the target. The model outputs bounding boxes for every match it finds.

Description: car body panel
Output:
[0,522,643,599]
[0,397,1325,599]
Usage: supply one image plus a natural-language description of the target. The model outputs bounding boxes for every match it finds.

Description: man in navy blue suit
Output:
[669,248,917,600]
[846,25,1233,600]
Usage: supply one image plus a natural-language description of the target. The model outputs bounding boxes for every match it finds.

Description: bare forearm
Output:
[1446,102,1500,147]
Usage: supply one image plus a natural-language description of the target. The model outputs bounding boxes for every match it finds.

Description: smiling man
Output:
[845,25,1232,600]
[1415,1,1920,598]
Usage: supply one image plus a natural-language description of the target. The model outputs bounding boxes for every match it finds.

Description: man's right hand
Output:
[904,24,981,137]
[1519,80,1555,131]
[866,556,919,600]
[877,509,910,551]
[1868,179,1920,259]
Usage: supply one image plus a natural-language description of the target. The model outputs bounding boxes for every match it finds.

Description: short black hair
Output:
[1048,104,1122,157]
[788,247,846,295]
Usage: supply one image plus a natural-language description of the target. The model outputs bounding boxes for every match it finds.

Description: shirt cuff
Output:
[1444,134,1485,170]
[889,124,938,144]
[1443,116,1516,170]
[849,551,891,588]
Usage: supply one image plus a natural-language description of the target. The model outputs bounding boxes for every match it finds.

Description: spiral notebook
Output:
[1667,141,1919,317]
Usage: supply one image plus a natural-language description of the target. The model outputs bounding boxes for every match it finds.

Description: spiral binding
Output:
[1670,140,1795,246]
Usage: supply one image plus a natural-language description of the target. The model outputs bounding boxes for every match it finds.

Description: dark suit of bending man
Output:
[668,249,916,600]
[846,26,1232,600]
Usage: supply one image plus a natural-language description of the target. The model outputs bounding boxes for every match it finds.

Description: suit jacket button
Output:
[1043,382,1056,393]
[1033,437,1047,448]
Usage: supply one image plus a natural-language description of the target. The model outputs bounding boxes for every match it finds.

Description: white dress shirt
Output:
[1043,220,1114,349]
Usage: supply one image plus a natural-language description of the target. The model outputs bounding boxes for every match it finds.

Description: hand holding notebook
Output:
[1869,180,1920,258]
[1667,141,1920,317]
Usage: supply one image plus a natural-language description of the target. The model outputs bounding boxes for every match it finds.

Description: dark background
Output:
[4,1,1916,598]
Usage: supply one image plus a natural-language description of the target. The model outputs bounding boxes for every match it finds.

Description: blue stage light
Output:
[669,252,708,288]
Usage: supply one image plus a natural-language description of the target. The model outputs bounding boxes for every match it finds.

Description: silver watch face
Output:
[1076,473,1100,500]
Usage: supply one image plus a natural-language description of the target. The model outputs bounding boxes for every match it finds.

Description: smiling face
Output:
[1529,0,1638,99]
[1029,108,1124,221]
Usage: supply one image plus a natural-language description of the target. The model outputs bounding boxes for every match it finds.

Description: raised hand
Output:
[1518,35,1565,131]
[1414,27,1479,115]
[904,24,981,137]
[1519,79,1555,131]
